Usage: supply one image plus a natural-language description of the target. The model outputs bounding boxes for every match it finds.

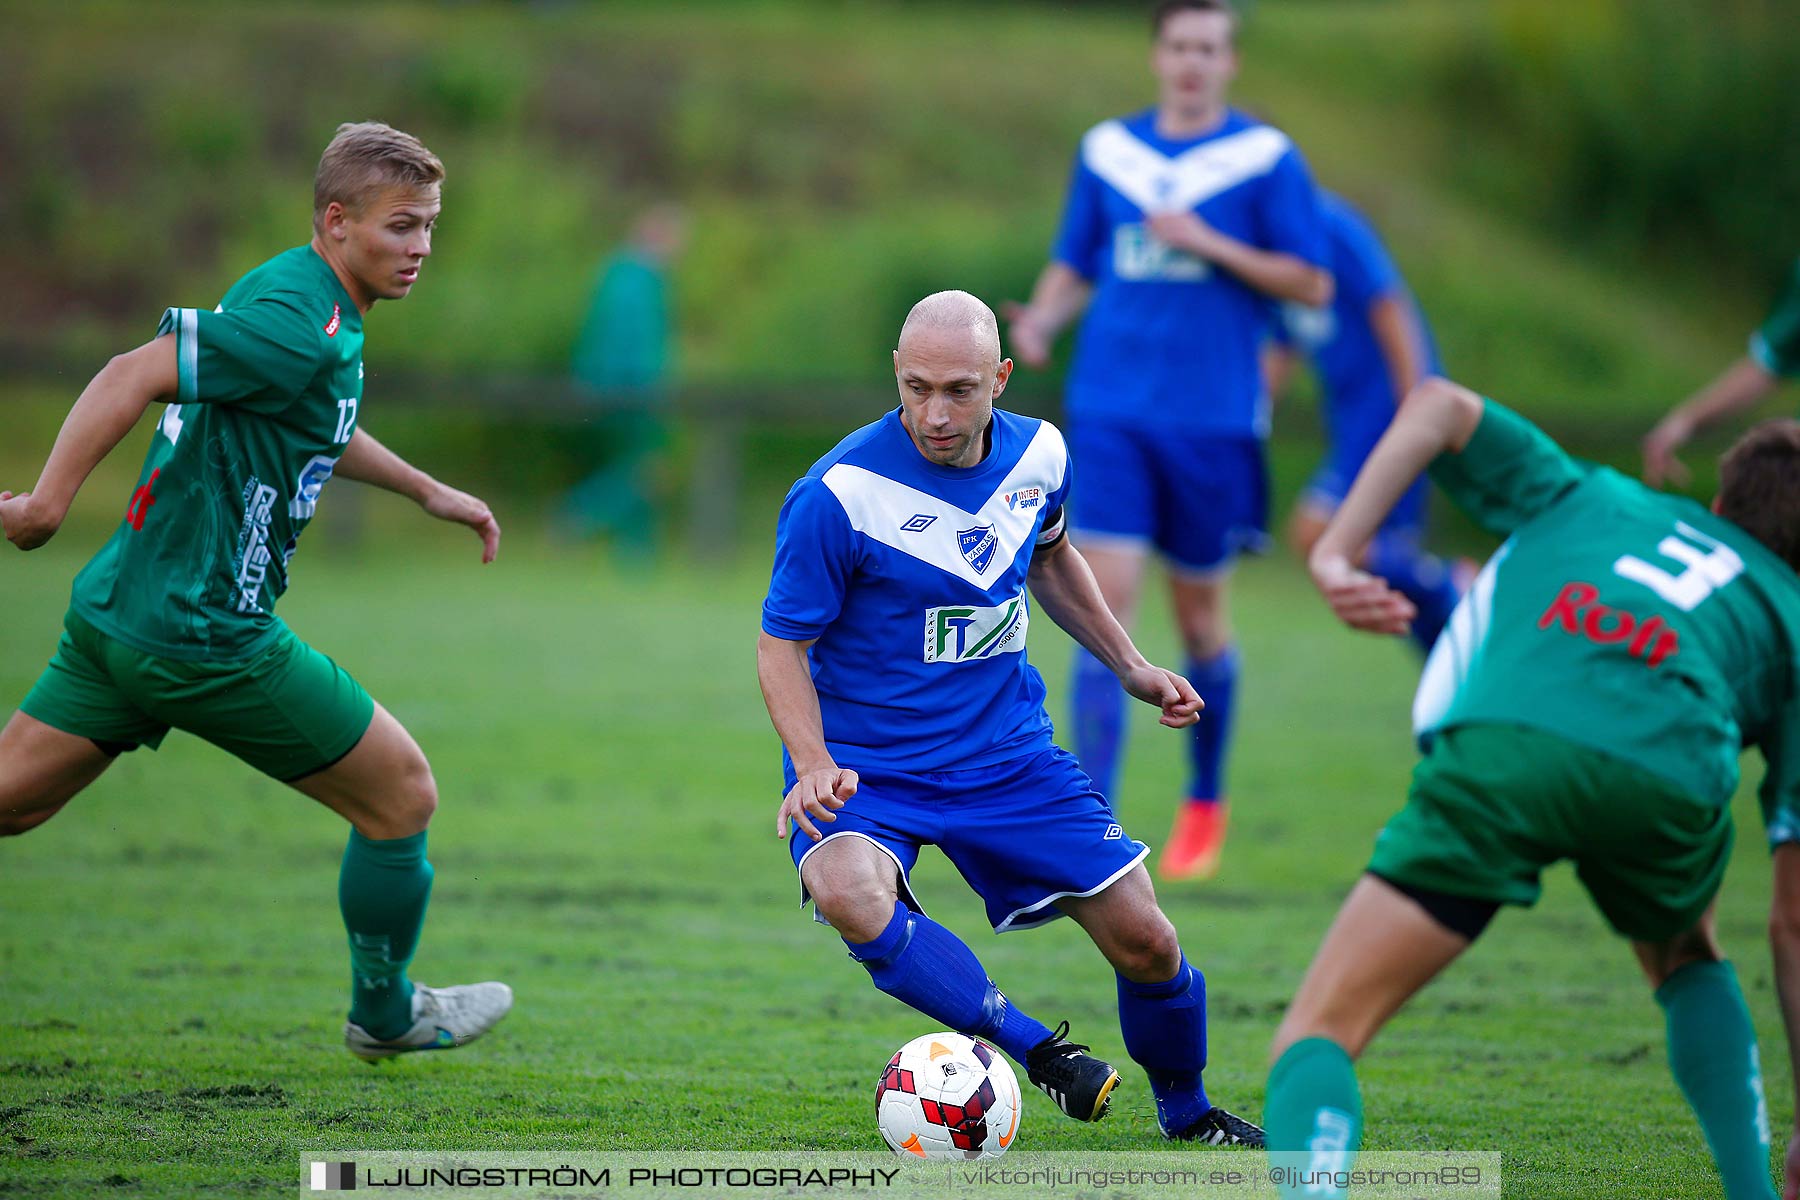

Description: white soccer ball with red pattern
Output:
[875,1032,1022,1160]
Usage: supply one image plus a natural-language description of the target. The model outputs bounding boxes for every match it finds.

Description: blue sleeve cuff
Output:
[761,613,826,642]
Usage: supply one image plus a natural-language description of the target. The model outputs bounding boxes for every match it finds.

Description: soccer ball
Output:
[875,1032,1022,1160]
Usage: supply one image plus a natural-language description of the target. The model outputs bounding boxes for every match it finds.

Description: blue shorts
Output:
[1065,421,1269,575]
[787,745,1149,933]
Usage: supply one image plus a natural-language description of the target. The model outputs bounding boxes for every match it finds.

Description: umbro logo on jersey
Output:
[900,513,937,533]
[324,303,341,338]
[1103,824,1123,841]
[958,524,998,574]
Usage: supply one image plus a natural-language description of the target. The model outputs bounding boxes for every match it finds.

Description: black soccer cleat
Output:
[1165,1105,1266,1148]
[1025,1021,1121,1122]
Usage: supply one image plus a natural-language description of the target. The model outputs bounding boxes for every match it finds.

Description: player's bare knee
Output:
[1173,592,1230,660]
[359,754,436,836]
[1110,912,1183,982]
[401,760,439,830]
[811,885,898,943]
[0,803,62,838]
[1639,923,1724,988]
[804,855,899,942]
[0,779,48,835]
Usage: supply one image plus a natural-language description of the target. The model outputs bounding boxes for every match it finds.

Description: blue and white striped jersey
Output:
[763,408,1073,775]
[1053,107,1328,436]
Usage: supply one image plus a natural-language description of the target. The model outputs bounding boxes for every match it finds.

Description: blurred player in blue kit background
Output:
[1007,0,1332,880]
[1267,188,1461,654]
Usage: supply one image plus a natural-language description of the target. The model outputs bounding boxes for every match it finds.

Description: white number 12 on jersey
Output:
[334,397,358,444]
[1613,521,1744,612]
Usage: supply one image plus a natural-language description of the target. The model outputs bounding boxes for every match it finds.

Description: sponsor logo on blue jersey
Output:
[1006,488,1042,512]
[958,524,999,575]
[1113,225,1210,282]
[901,513,938,533]
[923,597,1029,664]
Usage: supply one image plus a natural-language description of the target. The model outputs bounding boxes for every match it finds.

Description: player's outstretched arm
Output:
[757,632,859,841]
[1144,212,1333,307]
[1368,293,1430,403]
[1309,376,1482,635]
[0,335,177,551]
[1027,536,1201,729]
[1643,357,1782,488]
[335,428,499,563]
[1768,844,1800,1200]
[1001,264,1093,370]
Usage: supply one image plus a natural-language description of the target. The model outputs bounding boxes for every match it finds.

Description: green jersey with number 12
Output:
[1417,401,1800,837]
[70,245,364,662]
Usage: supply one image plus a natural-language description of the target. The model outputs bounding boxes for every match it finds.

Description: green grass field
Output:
[0,511,1789,1198]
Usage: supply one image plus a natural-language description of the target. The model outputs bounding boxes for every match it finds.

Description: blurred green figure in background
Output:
[562,204,687,555]
[1644,254,1800,489]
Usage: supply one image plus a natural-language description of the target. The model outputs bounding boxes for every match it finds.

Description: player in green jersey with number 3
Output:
[0,122,512,1063]
[1261,377,1800,1199]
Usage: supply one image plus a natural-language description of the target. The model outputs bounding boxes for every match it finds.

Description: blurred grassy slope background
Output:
[3,0,1795,430]
[4,7,1800,1194]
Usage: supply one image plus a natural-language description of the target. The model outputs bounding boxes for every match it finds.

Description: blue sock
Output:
[1184,649,1238,803]
[1117,955,1210,1133]
[846,902,1053,1064]
[1072,648,1126,801]
[1367,534,1460,653]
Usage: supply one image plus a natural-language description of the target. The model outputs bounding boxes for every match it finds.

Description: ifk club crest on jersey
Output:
[957,524,998,575]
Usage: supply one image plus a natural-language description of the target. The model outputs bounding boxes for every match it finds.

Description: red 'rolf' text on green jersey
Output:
[1416,401,1800,838]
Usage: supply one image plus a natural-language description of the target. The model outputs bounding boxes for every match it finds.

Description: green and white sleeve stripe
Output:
[155,306,201,402]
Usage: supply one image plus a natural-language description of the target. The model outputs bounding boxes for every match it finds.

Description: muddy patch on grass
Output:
[118,1083,288,1114]
[0,1060,78,1079]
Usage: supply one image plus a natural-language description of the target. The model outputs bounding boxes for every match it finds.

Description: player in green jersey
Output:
[1259,377,1800,1200]
[0,122,513,1062]
[1645,255,1800,487]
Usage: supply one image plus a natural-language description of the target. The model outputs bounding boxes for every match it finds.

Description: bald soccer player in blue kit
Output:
[758,291,1264,1147]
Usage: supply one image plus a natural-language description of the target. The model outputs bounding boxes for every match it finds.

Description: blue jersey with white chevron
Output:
[762,408,1073,774]
[1053,107,1328,435]
[1277,192,1442,456]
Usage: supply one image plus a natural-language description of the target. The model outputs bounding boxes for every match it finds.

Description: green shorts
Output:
[20,611,376,782]
[1369,723,1731,943]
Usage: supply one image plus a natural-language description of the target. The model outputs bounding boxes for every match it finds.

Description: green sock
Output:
[1265,1037,1362,1200]
[1656,960,1777,1200]
[339,829,433,1040]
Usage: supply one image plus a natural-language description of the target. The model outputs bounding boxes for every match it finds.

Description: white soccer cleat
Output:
[344,981,513,1062]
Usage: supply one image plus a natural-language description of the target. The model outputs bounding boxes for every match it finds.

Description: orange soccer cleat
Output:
[1158,801,1229,881]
